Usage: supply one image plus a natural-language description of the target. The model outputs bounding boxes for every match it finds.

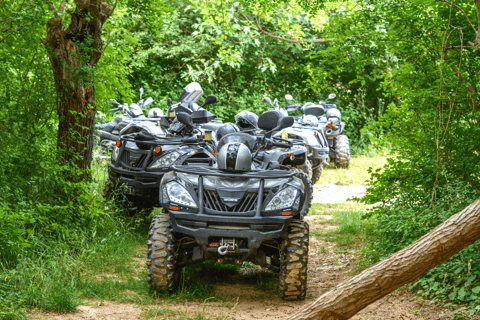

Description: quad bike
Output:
[267,95,330,185]
[160,82,223,135]
[104,84,218,215]
[147,110,312,300]
[317,93,350,168]
[95,88,162,158]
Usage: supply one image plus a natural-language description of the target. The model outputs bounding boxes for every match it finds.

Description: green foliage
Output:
[128,0,336,123]
[410,243,480,312]
[334,0,480,308]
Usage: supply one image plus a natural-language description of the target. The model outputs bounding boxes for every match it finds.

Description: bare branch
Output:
[435,0,477,33]
[0,22,33,44]
[47,0,58,11]
[255,15,332,44]
[58,0,68,15]
[446,45,475,49]
[476,0,480,35]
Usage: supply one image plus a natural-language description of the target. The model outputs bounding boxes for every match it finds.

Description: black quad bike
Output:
[318,93,350,168]
[161,82,224,135]
[95,88,161,158]
[273,94,330,185]
[262,96,328,184]
[104,85,218,215]
[147,111,312,300]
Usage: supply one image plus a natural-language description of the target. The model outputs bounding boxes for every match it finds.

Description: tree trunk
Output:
[41,0,116,182]
[285,198,480,320]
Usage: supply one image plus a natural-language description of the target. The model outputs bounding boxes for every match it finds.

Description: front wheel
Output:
[278,219,309,300]
[334,135,350,168]
[146,215,181,292]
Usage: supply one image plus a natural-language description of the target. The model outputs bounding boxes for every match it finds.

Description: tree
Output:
[284,197,480,320]
[41,0,116,181]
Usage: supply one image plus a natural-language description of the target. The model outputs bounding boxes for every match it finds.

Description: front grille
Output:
[200,190,267,213]
[119,149,153,169]
[132,153,147,168]
[120,150,130,164]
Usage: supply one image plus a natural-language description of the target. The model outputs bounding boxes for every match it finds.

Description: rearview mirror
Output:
[143,97,154,107]
[327,93,336,100]
[109,99,119,105]
[201,95,217,107]
[177,112,193,126]
[167,98,173,108]
[285,94,294,101]
[139,88,144,99]
[264,97,273,106]
[276,116,294,130]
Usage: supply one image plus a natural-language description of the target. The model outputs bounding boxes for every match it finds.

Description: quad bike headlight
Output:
[265,186,298,211]
[150,151,181,169]
[165,181,197,207]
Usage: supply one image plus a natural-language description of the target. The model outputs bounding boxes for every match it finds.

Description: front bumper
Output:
[169,212,292,250]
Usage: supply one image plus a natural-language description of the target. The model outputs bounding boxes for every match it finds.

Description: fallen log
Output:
[285,198,480,320]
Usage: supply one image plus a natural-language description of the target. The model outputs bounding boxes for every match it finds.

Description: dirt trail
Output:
[37,185,472,320]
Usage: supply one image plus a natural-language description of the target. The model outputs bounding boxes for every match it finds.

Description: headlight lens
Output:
[165,181,197,207]
[265,186,298,211]
[150,151,181,169]
[112,146,120,161]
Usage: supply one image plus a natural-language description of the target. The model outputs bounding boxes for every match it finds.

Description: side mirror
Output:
[167,98,173,108]
[273,98,279,110]
[177,112,193,126]
[201,95,217,107]
[109,99,119,105]
[264,97,273,106]
[276,116,294,130]
[139,88,144,100]
[327,93,336,100]
[143,97,154,107]
[285,94,294,101]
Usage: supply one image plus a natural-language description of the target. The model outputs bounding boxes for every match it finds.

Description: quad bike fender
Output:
[279,128,321,149]
[177,147,215,166]
[99,130,119,141]
[270,146,307,166]
[100,139,117,152]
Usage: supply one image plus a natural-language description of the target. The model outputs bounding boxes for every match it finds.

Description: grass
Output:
[309,153,383,257]
[0,159,248,319]
[141,300,237,320]
[0,152,390,319]
[309,202,376,253]
[319,154,389,186]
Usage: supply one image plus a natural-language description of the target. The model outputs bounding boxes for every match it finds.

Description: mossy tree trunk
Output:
[41,0,116,181]
[285,198,480,320]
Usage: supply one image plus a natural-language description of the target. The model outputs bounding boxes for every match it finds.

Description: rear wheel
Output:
[334,135,350,168]
[146,214,180,292]
[278,219,309,300]
[297,159,313,181]
[311,165,323,185]
[103,179,153,216]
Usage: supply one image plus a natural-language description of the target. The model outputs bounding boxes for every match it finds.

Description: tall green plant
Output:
[311,0,480,306]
